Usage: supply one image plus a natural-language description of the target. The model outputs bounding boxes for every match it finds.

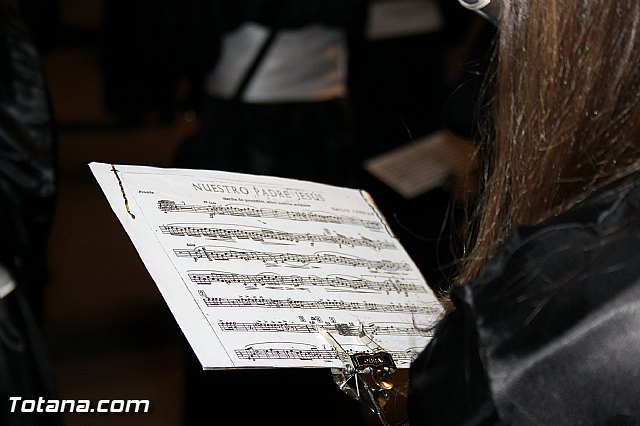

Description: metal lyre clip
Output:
[316,324,402,426]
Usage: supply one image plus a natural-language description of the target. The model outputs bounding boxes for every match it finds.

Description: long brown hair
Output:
[458,0,640,284]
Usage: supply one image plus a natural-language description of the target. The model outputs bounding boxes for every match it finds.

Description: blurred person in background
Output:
[174,0,366,187]
[0,0,61,423]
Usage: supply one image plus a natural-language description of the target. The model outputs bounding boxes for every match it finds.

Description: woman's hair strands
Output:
[458,0,640,284]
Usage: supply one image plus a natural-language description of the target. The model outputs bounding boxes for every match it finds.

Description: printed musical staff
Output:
[160,224,396,250]
[218,320,433,337]
[234,346,420,363]
[202,295,438,315]
[387,349,420,364]
[158,200,383,230]
[189,271,426,294]
[175,247,411,271]
[235,347,338,361]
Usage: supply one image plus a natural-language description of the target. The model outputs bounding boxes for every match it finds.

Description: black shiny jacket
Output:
[410,172,640,425]
[0,3,56,307]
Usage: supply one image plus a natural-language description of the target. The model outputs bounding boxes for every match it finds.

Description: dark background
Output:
[44,2,191,424]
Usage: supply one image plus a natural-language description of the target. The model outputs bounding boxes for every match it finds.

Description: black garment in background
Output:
[442,18,496,140]
[0,2,57,323]
[101,0,189,123]
[348,0,474,161]
[350,32,448,161]
[175,97,356,186]
[0,293,62,426]
[409,172,640,425]
[14,0,59,53]
[0,2,61,424]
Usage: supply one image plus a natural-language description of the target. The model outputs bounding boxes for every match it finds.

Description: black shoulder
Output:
[461,174,640,424]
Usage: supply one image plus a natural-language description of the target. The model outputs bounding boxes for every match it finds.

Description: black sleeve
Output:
[0,9,56,308]
[408,305,500,425]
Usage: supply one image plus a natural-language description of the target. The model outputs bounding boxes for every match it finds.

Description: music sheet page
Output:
[90,163,442,369]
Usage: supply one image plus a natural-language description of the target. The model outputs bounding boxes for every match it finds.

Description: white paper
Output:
[364,130,475,199]
[90,163,442,369]
[367,0,444,40]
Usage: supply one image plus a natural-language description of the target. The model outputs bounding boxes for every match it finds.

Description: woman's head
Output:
[460,0,640,282]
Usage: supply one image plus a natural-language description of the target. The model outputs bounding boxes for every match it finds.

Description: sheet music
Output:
[90,163,442,369]
[364,130,474,199]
